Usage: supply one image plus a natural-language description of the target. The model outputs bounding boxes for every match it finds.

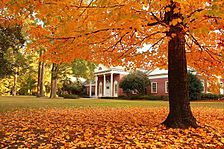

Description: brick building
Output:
[86,65,223,97]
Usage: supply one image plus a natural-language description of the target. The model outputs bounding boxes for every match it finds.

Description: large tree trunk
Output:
[37,50,45,97]
[162,1,198,128]
[50,63,59,98]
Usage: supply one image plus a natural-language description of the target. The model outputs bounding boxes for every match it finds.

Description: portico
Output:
[88,65,128,98]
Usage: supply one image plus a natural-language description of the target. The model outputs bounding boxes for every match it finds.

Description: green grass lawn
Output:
[0,96,223,113]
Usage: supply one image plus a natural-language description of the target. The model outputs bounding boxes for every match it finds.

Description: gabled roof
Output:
[147,69,168,76]
[94,64,129,75]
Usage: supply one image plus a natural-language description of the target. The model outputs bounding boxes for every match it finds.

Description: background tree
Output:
[188,73,204,100]
[3,48,34,96]
[17,54,38,95]
[119,71,150,96]
[52,59,96,97]
[0,78,13,95]
[37,49,45,97]
[50,63,59,98]
[72,59,96,81]
[50,63,73,98]
[0,50,37,96]
[0,25,25,78]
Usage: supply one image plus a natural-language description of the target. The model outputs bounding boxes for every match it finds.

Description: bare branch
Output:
[46,27,123,40]
[79,0,94,17]
[187,33,204,51]
[187,8,204,18]
[105,31,130,52]
[187,33,223,62]
[150,12,166,27]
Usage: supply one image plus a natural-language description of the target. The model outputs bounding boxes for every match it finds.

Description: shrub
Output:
[188,73,204,100]
[100,96,118,99]
[61,79,84,95]
[142,95,168,100]
[119,70,150,96]
[201,93,224,100]
[63,94,79,99]
[118,95,168,100]
[18,87,28,95]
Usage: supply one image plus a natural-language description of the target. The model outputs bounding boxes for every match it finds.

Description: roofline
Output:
[148,73,168,76]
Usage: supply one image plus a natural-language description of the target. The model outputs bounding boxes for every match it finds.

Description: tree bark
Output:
[162,1,198,128]
[40,60,45,96]
[12,70,17,96]
[37,50,45,97]
[50,63,59,98]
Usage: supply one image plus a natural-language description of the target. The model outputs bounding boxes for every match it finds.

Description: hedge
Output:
[63,94,79,99]
[118,95,169,100]
[201,93,224,100]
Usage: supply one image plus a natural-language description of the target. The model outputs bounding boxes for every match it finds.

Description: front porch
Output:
[86,66,128,98]
[89,73,119,98]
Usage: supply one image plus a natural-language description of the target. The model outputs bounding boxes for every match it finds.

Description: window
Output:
[114,84,118,94]
[151,82,157,93]
[114,81,118,97]
[165,81,168,93]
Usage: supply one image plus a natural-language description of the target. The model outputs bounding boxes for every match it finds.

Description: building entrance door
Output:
[105,82,111,96]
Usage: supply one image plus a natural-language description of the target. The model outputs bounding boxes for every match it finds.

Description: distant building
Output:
[85,64,128,97]
[85,65,223,97]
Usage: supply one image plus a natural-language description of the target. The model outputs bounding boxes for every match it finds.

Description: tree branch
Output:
[46,27,123,40]
[44,2,125,9]
[187,8,204,18]
[187,33,223,63]
[79,0,94,17]
[150,12,166,27]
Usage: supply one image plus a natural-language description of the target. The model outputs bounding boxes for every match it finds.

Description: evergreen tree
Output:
[188,73,204,100]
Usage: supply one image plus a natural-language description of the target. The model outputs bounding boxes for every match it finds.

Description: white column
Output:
[95,76,98,98]
[110,73,113,97]
[103,74,106,96]
[89,81,92,97]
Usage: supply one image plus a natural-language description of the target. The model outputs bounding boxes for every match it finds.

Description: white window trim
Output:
[114,81,118,97]
[151,82,158,93]
[165,81,168,93]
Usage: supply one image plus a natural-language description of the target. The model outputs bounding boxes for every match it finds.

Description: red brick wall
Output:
[97,76,103,96]
[86,86,89,95]
[86,85,95,96]
[148,77,210,96]
[117,74,126,96]
[148,78,168,96]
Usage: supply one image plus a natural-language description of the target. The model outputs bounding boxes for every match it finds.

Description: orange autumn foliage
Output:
[0,107,224,148]
[3,0,224,87]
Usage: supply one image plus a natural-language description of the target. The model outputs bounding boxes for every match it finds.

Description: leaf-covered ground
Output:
[0,107,224,148]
